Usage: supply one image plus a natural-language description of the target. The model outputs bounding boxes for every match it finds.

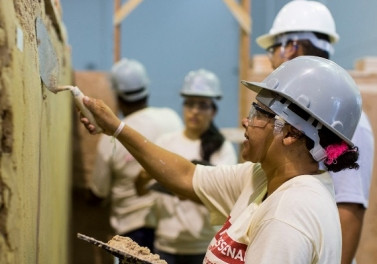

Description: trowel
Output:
[35,17,102,133]
[36,16,60,93]
[77,233,161,264]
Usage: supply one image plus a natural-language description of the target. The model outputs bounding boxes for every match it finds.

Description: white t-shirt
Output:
[153,131,237,254]
[331,111,374,208]
[193,162,341,264]
[90,107,183,234]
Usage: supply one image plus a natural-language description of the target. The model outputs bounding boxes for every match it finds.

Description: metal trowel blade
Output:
[36,16,59,93]
[77,233,155,264]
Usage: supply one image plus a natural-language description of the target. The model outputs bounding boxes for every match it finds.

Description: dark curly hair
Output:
[286,100,359,172]
[305,126,359,172]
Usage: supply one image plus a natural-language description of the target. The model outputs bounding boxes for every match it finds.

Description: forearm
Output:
[135,170,153,196]
[116,125,199,201]
[338,203,365,264]
[80,96,200,202]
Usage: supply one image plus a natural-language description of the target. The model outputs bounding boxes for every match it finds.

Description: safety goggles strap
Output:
[275,32,334,55]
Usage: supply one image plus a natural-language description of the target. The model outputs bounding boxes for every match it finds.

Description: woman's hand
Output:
[80,96,121,136]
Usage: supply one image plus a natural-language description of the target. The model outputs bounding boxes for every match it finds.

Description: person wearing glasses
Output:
[137,69,237,263]
[88,58,183,252]
[80,56,362,263]
[256,1,374,263]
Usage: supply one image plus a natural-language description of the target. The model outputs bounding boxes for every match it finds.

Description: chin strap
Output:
[310,144,327,162]
[273,116,286,135]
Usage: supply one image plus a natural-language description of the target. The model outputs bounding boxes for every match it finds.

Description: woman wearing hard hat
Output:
[89,58,183,253]
[256,1,374,263]
[80,56,361,263]
[144,69,237,263]
[256,0,338,69]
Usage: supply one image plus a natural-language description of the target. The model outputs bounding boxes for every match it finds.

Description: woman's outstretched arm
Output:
[80,96,200,202]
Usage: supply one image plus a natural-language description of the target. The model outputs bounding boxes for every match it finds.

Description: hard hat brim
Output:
[256,33,275,50]
[241,79,355,147]
[241,80,270,95]
[181,93,222,100]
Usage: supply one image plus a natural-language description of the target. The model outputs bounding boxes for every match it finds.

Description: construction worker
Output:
[88,58,183,251]
[148,69,237,263]
[80,56,362,263]
[256,1,375,263]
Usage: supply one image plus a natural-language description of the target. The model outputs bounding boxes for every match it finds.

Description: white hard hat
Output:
[257,0,339,50]
[181,69,222,99]
[110,58,150,102]
[242,56,361,161]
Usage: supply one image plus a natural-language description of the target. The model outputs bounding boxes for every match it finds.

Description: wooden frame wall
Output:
[113,0,251,125]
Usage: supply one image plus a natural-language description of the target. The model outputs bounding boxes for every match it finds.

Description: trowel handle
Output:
[70,86,103,133]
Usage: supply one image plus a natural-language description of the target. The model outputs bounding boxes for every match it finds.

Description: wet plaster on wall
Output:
[0,67,13,251]
[0,0,72,263]
[0,81,13,250]
[0,0,14,256]
[13,0,38,43]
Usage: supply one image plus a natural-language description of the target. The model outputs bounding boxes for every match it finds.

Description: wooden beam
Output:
[114,0,144,26]
[223,0,251,34]
[114,0,121,62]
[238,0,251,125]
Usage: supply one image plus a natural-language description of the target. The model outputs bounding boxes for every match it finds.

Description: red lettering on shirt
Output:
[206,217,247,264]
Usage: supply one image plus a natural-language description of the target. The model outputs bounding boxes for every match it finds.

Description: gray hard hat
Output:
[110,58,150,102]
[242,56,362,161]
[181,69,222,99]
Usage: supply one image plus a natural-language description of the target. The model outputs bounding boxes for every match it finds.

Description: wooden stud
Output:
[237,0,251,125]
[223,0,251,34]
[114,0,144,26]
[114,0,121,63]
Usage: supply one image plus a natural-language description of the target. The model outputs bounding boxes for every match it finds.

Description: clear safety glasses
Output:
[266,42,282,59]
[183,100,213,111]
[266,39,298,60]
[247,102,276,128]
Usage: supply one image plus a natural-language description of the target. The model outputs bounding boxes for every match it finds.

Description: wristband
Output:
[113,121,125,138]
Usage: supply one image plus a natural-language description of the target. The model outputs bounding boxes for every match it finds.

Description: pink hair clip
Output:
[324,141,349,165]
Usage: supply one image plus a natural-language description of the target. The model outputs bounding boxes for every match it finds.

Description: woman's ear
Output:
[282,125,303,146]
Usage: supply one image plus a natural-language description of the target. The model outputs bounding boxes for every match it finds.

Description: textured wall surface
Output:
[0,0,72,263]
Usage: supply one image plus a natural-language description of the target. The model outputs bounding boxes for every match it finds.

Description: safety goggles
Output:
[266,42,283,58]
[183,100,213,111]
[268,32,334,56]
[247,102,276,128]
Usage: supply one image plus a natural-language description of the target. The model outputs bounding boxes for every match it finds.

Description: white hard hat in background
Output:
[110,58,150,102]
[181,69,222,99]
[257,0,339,50]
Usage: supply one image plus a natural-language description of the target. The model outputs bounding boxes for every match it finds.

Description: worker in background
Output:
[80,56,363,263]
[88,58,183,251]
[256,1,375,263]
[138,69,237,263]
